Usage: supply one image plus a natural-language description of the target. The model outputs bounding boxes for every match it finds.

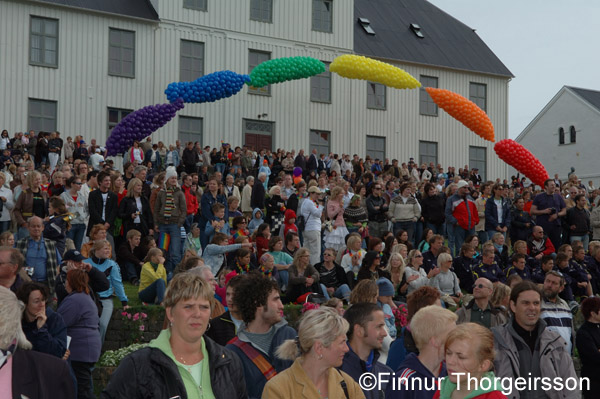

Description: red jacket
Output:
[447,194,479,230]
[283,209,298,238]
[181,185,199,216]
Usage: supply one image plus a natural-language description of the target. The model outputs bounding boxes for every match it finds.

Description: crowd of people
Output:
[0,131,598,399]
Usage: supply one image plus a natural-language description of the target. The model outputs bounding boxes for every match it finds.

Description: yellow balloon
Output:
[329,55,421,90]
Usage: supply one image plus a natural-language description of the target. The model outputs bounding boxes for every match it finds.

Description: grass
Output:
[113,281,143,308]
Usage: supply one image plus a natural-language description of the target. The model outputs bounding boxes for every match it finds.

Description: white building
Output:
[516,85,600,186]
[0,0,513,180]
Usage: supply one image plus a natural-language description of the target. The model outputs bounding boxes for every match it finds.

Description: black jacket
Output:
[510,208,533,243]
[250,181,265,210]
[366,195,388,223]
[118,195,154,236]
[55,264,110,314]
[12,349,75,399]
[87,189,118,235]
[101,336,248,399]
[420,194,446,225]
[576,320,600,383]
[205,310,237,346]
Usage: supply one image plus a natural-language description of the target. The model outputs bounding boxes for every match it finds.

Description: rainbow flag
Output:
[158,232,170,251]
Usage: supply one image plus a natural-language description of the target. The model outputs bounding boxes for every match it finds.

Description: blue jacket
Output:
[226,319,296,399]
[485,197,512,232]
[165,150,180,167]
[21,307,68,359]
[57,292,101,363]
[389,352,447,399]
[86,257,129,305]
[339,345,394,399]
[248,208,264,234]
[472,261,505,283]
[203,243,241,275]
[200,192,228,229]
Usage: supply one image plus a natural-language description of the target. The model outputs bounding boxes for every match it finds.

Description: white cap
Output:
[456,180,469,189]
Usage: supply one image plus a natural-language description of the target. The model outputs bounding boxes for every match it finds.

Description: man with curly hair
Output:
[226,272,296,399]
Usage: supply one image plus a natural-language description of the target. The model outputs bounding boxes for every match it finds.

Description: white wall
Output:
[516,88,600,186]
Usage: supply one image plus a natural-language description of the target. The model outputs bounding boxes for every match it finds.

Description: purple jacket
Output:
[57,292,101,363]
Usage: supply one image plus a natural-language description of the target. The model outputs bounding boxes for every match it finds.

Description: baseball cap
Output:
[63,250,85,262]
[456,180,469,189]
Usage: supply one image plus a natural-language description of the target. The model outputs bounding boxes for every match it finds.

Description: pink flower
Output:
[121,311,128,317]
[141,313,148,319]
[127,313,132,319]
[133,313,139,321]
[139,325,145,331]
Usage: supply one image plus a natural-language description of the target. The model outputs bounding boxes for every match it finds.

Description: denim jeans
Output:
[446,223,457,256]
[159,223,182,273]
[321,283,351,300]
[393,221,415,246]
[215,163,226,174]
[425,223,444,236]
[67,223,86,251]
[120,261,138,283]
[138,279,166,304]
[0,220,10,235]
[570,234,590,252]
[183,214,195,234]
[454,226,475,256]
[99,298,113,345]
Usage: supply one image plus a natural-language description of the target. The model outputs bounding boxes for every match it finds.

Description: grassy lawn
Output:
[113,282,143,308]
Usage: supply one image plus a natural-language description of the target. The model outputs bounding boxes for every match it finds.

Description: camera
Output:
[549,207,556,214]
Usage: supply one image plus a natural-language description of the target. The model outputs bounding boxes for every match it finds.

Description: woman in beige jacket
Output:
[262,307,365,399]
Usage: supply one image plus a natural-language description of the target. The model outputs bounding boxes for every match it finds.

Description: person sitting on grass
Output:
[139,248,167,305]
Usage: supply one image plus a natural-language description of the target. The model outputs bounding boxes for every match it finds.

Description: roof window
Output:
[358,18,376,35]
[410,23,424,38]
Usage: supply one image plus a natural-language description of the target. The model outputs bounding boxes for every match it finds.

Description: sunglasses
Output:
[414,254,423,258]
[473,283,491,289]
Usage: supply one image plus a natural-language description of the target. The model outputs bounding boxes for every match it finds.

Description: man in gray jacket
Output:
[492,280,580,399]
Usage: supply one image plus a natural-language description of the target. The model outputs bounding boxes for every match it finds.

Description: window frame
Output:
[469,82,487,112]
[569,125,576,144]
[179,116,204,145]
[367,81,386,110]
[180,39,205,82]
[469,146,487,181]
[312,0,333,33]
[366,135,386,160]
[559,127,565,145]
[28,98,58,132]
[107,107,133,140]
[248,49,272,96]
[309,130,331,156]
[419,140,438,166]
[419,75,438,116]
[310,62,332,103]
[108,28,136,78]
[29,16,59,68]
[250,0,273,23]
[183,0,207,11]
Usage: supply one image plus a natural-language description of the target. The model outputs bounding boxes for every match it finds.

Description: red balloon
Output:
[494,139,549,187]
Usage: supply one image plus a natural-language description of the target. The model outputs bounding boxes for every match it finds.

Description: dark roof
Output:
[567,86,600,112]
[34,0,159,21]
[354,0,513,78]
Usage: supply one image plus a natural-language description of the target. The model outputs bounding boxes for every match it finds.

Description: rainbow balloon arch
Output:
[105,54,548,186]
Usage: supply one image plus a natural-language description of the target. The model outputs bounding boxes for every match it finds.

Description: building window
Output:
[367,82,386,110]
[179,116,203,145]
[559,127,565,145]
[28,99,57,132]
[419,141,438,166]
[469,82,487,112]
[109,28,135,78]
[244,119,274,151]
[312,0,333,33]
[107,107,133,139]
[180,40,205,82]
[469,146,487,181]
[183,0,207,11]
[569,125,576,143]
[310,62,331,103]
[30,16,58,67]
[250,0,273,22]
[366,136,385,160]
[309,130,331,156]
[419,75,438,116]
[248,50,271,95]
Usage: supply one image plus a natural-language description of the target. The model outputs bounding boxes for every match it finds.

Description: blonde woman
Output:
[340,235,366,277]
[14,171,48,239]
[404,249,433,295]
[263,307,364,399]
[384,252,406,293]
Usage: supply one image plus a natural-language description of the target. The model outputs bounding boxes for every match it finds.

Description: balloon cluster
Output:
[494,139,549,187]
[425,88,495,142]
[248,57,326,88]
[165,71,250,104]
[293,167,303,184]
[105,99,185,156]
[329,55,421,90]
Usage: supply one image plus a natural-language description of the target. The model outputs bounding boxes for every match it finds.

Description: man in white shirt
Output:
[89,148,105,171]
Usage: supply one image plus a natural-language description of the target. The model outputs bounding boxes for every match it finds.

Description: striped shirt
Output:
[541,297,573,354]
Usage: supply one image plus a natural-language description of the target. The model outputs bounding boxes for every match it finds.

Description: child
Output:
[138,248,167,304]
[376,278,397,339]
[205,203,230,243]
[282,209,298,238]
[44,196,70,256]
[253,223,271,259]
[248,208,264,234]
[227,196,243,226]
[491,232,509,271]
[183,222,202,256]
[258,159,271,189]
[233,248,253,274]
[266,236,293,291]
[258,253,278,282]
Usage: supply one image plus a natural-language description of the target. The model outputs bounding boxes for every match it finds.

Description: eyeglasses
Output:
[373,187,382,190]
[413,254,423,258]
[324,253,334,257]
[73,182,82,185]
[473,284,491,289]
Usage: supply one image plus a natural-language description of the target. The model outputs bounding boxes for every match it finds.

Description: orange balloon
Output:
[425,87,495,143]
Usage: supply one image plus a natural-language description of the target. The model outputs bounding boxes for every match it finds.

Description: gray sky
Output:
[427,0,600,139]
